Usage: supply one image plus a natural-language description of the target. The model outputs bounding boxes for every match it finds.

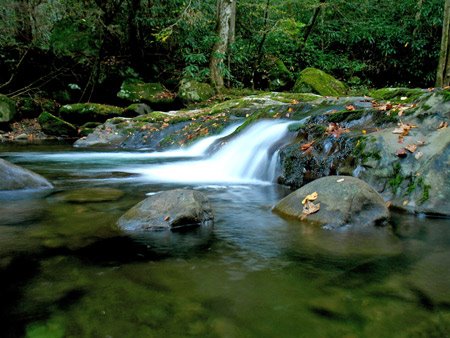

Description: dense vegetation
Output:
[0,0,446,104]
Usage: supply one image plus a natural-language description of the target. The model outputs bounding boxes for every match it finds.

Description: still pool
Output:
[0,142,449,338]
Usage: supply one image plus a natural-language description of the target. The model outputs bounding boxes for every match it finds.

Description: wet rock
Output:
[407,251,450,306]
[273,176,389,230]
[59,103,124,125]
[178,79,215,104]
[53,187,125,203]
[38,111,77,137]
[0,94,16,123]
[118,189,214,231]
[0,158,53,191]
[292,67,347,97]
[356,91,450,216]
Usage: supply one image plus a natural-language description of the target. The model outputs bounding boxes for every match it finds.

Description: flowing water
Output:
[0,120,449,337]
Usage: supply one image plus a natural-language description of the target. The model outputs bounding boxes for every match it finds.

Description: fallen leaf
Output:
[414,151,423,160]
[362,129,367,135]
[416,140,426,146]
[346,104,355,111]
[402,200,409,206]
[302,192,318,205]
[400,96,407,101]
[301,141,315,152]
[396,148,407,158]
[164,215,170,222]
[288,107,294,113]
[302,201,321,215]
[291,99,299,104]
[405,144,417,153]
[337,178,345,183]
[385,201,392,208]
[438,121,448,129]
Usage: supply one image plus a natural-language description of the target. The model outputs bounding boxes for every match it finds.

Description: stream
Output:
[0,121,449,337]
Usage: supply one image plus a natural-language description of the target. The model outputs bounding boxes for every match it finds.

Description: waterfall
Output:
[131,119,296,184]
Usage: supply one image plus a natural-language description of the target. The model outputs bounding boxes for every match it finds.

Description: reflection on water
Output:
[0,143,449,337]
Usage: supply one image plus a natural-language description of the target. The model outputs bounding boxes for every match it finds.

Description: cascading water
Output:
[130,119,296,184]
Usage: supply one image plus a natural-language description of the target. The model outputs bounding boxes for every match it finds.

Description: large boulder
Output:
[59,103,124,125]
[0,158,53,191]
[38,111,77,137]
[117,79,176,106]
[273,176,389,230]
[292,67,347,97]
[0,94,16,123]
[118,189,214,231]
[178,80,215,104]
[356,91,450,216]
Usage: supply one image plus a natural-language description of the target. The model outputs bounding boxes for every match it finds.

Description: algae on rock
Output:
[292,68,347,97]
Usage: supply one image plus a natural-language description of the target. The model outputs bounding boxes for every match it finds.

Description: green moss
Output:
[178,80,215,103]
[327,109,366,123]
[388,162,404,195]
[292,67,347,97]
[38,111,77,137]
[369,88,425,103]
[353,136,381,165]
[255,92,321,103]
[0,93,16,122]
[59,103,124,125]
[439,88,450,102]
[117,79,175,104]
[373,111,399,126]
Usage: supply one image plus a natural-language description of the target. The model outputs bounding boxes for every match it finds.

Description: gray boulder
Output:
[0,94,16,123]
[178,80,215,104]
[0,158,53,190]
[118,189,214,231]
[273,176,389,230]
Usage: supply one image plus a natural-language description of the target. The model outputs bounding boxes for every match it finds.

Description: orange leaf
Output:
[405,144,417,153]
[300,141,314,152]
[302,201,321,216]
[346,104,355,111]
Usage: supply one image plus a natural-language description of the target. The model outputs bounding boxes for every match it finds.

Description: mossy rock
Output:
[117,79,176,105]
[266,57,293,91]
[292,67,347,97]
[369,87,425,103]
[124,103,152,116]
[59,103,124,125]
[38,111,77,137]
[0,94,16,123]
[178,80,215,104]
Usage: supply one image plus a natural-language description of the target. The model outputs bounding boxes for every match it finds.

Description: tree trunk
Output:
[436,0,450,87]
[210,0,236,92]
[302,0,325,44]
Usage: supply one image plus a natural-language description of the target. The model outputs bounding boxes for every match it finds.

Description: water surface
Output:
[0,137,449,337]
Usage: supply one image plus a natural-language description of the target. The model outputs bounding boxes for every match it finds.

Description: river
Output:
[0,121,449,337]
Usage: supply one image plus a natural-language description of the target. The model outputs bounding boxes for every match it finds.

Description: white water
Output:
[129,119,295,184]
[2,124,240,162]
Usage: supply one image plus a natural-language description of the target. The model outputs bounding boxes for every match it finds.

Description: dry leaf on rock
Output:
[337,178,345,183]
[302,201,321,216]
[405,144,417,153]
[300,141,315,152]
[438,121,448,129]
[302,191,318,205]
[346,104,355,111]
[396,148,407,158]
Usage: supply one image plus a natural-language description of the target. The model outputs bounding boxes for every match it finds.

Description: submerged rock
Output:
[0,158,53,191]
[407,251,450,306]
[292,68,347,97]
[118,189,214,231]
[54,187,125,203]
[273,176,389,230]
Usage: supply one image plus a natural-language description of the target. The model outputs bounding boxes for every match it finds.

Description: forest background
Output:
[0,0,448,105]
